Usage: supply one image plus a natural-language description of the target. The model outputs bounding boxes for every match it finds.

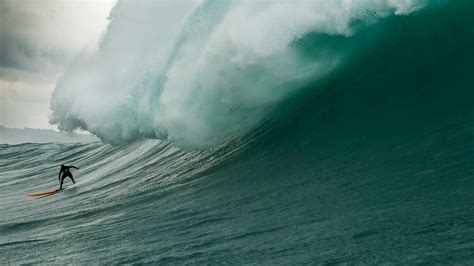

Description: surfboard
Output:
[27,188,64,197]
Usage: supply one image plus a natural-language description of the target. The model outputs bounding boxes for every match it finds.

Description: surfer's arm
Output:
[70,166,79,170]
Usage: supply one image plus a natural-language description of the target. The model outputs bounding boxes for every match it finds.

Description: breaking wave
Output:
[50,0,429,147]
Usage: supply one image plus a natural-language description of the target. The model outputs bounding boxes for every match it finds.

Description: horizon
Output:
[0,124,93,133]
[0,124,99,144]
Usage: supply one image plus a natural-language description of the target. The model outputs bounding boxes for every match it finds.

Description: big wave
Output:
[49,0,429,147]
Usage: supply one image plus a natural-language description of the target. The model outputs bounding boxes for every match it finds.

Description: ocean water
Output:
[2,0,474,264]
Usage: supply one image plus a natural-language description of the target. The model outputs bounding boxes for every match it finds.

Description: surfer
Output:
[58,164,79,190]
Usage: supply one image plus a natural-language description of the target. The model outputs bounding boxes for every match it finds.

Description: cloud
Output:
[0,0,114,128]
[0,0,113,76]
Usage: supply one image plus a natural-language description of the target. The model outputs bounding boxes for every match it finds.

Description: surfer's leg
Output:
[69,174,76,184]
[59,176,65,190]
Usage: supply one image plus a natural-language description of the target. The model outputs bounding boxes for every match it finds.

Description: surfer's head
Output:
[61,164,64,168]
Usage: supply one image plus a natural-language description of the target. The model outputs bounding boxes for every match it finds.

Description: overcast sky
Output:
[0,0,115,129]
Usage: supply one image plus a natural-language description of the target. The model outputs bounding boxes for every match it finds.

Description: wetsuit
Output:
[58,165,79,190]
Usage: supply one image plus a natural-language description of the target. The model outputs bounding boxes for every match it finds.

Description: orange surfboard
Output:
[27,188,64,197]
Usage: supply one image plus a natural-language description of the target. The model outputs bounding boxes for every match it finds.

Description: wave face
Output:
[3,0,474,264]
[50,0,429,147]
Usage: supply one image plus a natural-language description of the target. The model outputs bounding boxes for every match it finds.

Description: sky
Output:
[0,0,115,129]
